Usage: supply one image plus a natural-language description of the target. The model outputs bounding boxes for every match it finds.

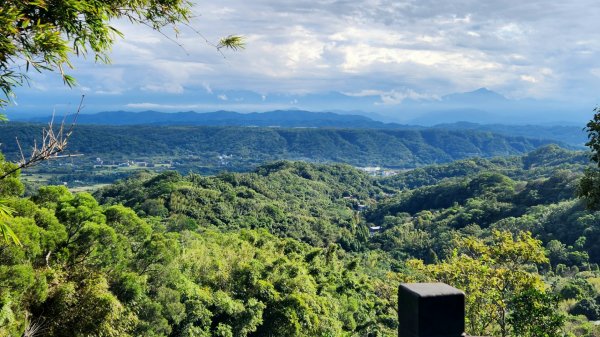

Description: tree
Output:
[579,108,600,209]
[508,288,564,337]
[0,0,243,243]
[570,298,600,320]
[0,0,244,110]
[408,231,558,337]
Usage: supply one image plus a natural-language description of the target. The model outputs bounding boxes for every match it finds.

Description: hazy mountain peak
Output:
[472,87,497,95]
[442,87,508,103]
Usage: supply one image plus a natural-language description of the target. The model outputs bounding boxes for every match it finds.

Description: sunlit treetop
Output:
[0,0,244,109]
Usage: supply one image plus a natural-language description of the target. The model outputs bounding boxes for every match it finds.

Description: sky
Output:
[7,0,600,124]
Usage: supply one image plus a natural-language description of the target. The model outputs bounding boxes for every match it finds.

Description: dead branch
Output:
[0,95,83,180]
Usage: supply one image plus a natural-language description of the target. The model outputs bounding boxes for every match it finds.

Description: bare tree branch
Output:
[0,95,83,180]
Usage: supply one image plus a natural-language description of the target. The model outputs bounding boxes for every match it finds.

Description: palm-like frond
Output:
[0,200,21,246]
[217,35,245,51]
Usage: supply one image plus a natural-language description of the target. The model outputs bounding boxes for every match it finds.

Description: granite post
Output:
[398,283,465,337]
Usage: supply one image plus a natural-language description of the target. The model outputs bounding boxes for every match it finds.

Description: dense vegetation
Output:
[0,123,565,175]
[22,111,587,147]
[1,158,396,337]
[433,122,587,147]
[5,1,596,336]
[2,144,600,336]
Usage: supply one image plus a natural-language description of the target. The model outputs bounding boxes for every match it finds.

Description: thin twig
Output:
[0,95,84,180]
[16,136,25,164]
[138,21,190,55]
[180,22,227,58]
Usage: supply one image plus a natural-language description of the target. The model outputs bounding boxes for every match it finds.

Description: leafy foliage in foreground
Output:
[0,1,243,110]
[0,182,395,336]
[409,231,563,337]
[2,145,600,336]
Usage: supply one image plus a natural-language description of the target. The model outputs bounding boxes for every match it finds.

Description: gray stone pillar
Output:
[398,283,465,337]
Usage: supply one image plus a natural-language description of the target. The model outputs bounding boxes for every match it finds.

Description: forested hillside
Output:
[90,145,594,264]
[434,122,587,147]
[25,110,396,128]
[380,144,589,189]
[21,111,587,147]
[1,0,597,336]
[0,123,564,171]
[2,145,600,336]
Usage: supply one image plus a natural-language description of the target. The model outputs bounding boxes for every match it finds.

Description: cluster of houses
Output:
[357,166,398,177]
[93,157,157,168]
[343,195,381,236]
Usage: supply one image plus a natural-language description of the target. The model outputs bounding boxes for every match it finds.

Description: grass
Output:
[69,183,111,193]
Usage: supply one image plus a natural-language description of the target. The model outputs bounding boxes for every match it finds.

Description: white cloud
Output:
[495,23,527,41]
[126,103,192,109]
[520,75,537,83]
[141,83,184,94]
[10,0,600,115]
[346,88,439,105]
[95,89,124,95]
[124,101,298,111]
[591,68,600,78]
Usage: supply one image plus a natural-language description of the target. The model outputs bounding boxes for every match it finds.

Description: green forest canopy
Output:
[2,143,600,336]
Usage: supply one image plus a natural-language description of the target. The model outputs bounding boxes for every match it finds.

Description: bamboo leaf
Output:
[217,35,245,51]
[0,222,21,246]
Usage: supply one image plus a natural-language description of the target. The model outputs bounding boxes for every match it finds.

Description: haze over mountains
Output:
[15,87,592,151]
[27,110,400,128]
[383,88,591,125]
[22,104,588,148]
[11,88,594,126]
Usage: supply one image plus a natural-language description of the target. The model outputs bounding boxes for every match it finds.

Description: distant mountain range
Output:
[23,108,588,147]
[26,110,409,128]
[431,122,587,147]
[398,88,590,126]
[11,87,593,126]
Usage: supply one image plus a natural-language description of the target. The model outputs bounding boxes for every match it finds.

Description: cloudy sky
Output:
[8,0,600,123]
